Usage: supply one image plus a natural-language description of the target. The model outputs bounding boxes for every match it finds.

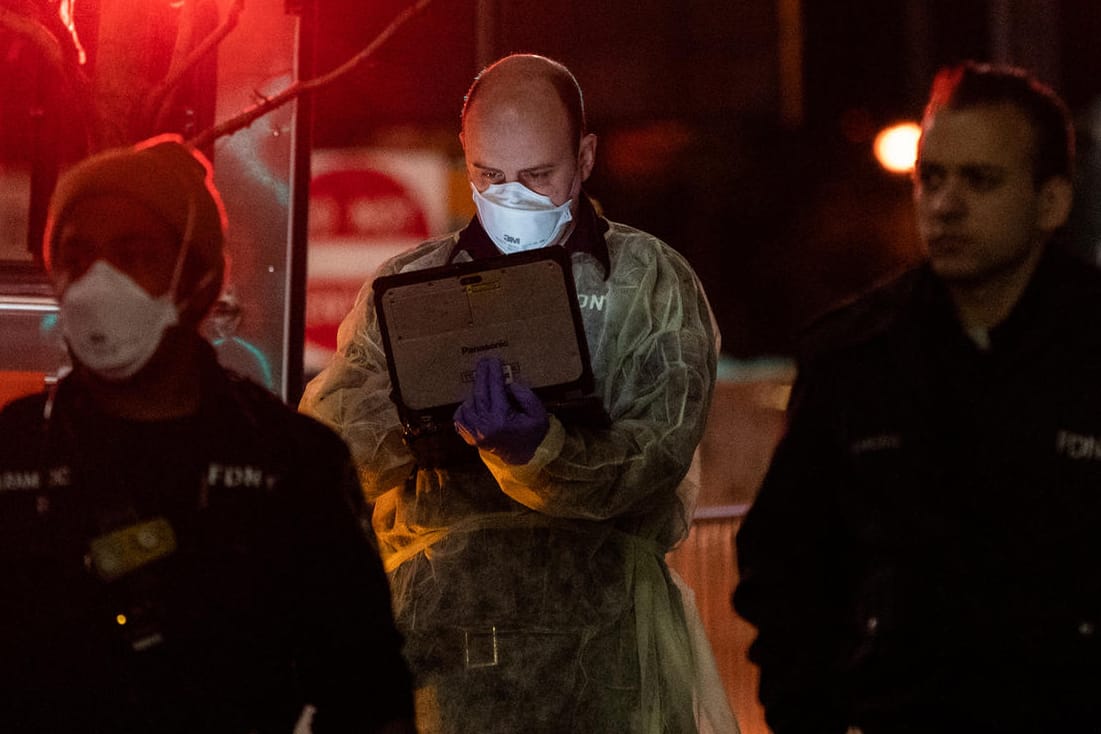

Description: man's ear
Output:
[1038,175,1073,232]
[578,132,597,183]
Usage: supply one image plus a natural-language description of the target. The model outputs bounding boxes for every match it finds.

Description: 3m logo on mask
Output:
[206,463,278,490]
[471,182,572,254]
[1056,430,1101,462]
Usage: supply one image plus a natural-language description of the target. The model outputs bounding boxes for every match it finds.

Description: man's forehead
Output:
[466,85,568,130]
[463,99,574,164]
[920,104,1034,166]
[60,195,175,232]
[54,195,179,258]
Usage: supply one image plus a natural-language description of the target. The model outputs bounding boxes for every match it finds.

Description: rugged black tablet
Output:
[372,246,594,419]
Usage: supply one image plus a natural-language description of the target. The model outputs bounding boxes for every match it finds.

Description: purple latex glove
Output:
[453,357,549,465]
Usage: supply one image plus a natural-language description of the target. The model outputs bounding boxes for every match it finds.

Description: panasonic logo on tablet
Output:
[462,340,509,355]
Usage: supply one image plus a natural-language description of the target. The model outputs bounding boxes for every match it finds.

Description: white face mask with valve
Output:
[471,181,574,254]
[58,198,203,382]
[60,260,180,382]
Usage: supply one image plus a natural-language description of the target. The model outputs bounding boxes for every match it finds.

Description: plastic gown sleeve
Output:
[299,242,455,502]
[482,235,718,529]
[732,365,851,734]
[302,232,717,533]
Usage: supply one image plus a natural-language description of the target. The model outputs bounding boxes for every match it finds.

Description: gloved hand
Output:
[453,357,549,465]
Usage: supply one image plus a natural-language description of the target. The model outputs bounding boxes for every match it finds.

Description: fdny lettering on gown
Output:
[578,293,606,312]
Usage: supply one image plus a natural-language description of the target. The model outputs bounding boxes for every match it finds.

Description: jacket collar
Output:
[912,245,1089,355]
[56,337,236,426]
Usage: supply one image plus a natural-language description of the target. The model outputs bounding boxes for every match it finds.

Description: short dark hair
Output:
[461,54,587,145]
[923,61,1074,184]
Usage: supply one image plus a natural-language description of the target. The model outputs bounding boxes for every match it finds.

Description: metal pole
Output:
[904,0,931,112]
[777,0,804,129]
[988,0,1061,87]
[988,0,1012,64]
[475,0,496,71]
[284,0,317,404]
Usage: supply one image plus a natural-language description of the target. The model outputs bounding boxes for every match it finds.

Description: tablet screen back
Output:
[373,247,593,416]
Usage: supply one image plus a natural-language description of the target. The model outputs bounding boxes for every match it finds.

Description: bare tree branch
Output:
[186,0,431,151]
[145,0,245,135]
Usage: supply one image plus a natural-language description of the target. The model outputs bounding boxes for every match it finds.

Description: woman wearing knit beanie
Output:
[0,136,416,732]
[44,134,227,404]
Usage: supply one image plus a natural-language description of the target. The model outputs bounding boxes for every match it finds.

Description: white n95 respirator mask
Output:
[59,260,180,381]
[471,181,573,254]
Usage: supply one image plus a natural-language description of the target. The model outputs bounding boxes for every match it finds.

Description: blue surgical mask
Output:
[471,182,573,254]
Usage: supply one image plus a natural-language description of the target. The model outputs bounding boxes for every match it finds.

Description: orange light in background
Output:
[874,122,921,175]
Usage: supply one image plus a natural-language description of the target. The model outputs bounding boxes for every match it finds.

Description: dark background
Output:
[309,0,1101,358]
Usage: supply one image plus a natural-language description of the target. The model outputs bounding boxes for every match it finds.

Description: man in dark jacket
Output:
[0,136,415,733]
[733,62,1101,733]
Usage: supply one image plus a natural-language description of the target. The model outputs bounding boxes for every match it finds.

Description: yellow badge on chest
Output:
[88,517,178,581]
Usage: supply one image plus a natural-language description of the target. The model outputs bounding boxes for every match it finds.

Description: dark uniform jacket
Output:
[0,341,414,733]
[733,247,1101,734]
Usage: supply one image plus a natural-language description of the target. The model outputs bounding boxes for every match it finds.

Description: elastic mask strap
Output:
[164,192,220,317]
[167,194,197,302]
[176,269,218,317]
[42,378,59,423]
[169,193,219,319]
[40,374,64,483]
